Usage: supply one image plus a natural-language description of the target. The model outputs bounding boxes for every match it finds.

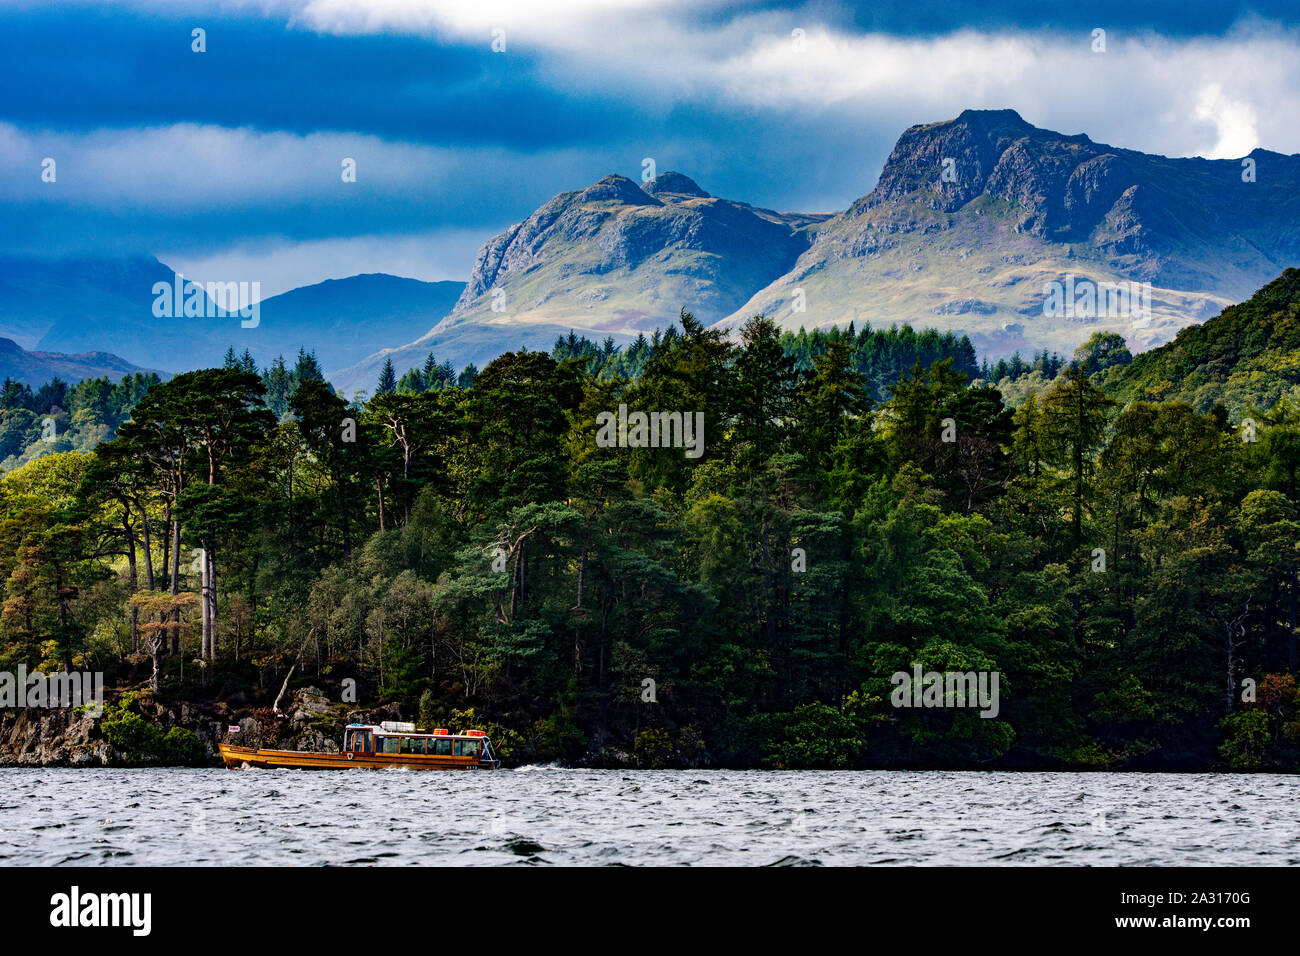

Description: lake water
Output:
[2,767,1296,866]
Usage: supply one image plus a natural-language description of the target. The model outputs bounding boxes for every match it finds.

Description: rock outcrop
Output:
[0,686,411,766]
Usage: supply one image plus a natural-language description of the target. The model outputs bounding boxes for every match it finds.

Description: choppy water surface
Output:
[1,768,1296,865]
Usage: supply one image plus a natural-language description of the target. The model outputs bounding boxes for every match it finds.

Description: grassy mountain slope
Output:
[1096,267,1300,416]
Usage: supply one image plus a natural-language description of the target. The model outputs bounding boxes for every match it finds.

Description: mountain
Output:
[0,256,180,351]
[22,256,233,371]
[1096,267,1300,417]
[342,111,1300,395]
[331,172,830,394]
[449,170,824,329]
[234,274,464,372]
[15,111,1300,395]
[5,257,464,375]
[719,109,1300,357]
[0,337,151,388]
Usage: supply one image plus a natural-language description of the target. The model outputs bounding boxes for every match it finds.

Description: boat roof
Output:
[346,723,484,738]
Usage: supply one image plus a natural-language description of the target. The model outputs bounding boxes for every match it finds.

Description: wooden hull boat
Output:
[219,721,501,770]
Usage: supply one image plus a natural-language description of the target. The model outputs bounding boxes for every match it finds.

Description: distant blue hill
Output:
[0,336,151,388]
[234,274,465,373]
[0,256,464,375]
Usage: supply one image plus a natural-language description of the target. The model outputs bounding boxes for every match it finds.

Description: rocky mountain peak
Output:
[578,174,662,207]
[869,109,1060,210]
[642,171,710,200]
[856,109,1143,242]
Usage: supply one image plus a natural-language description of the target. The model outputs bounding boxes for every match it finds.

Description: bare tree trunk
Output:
[147,634,162,693]
[139,500,155,590]
[200,542,215,661]
[273,663,297,716]
[126,520,139,654]
[1290,571,1297,674]
[207,547,217,661]
[159,502,170,594]
[574,536,588,610]
[1218,599,1252,713]
[170,517,182,655]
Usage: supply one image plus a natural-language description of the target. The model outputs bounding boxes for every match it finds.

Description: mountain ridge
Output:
[0,336,153,388]
[331,170,832,392]
[0,257,466,376]
[718,109,1300,356]
[338,109,1300,395]
[10,110,1300,397]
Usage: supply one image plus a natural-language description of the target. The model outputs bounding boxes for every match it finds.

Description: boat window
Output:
[432,738,452,756]
[350,731,365,752]
[454,739,480,757]
[400,737,425,755]
[363,731,372,752]
[381,736,400,754]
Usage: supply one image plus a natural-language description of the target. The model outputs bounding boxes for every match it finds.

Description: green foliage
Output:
[0,371,159,471]
[99,695,205,766]
[1218,710,1270,770]
[762,702,868,769]
[7,271,1300,769]
[1098,267,1300,417]
[1074,331,1133,376]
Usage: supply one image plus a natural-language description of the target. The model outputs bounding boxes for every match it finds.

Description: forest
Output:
[2,273,1299,771]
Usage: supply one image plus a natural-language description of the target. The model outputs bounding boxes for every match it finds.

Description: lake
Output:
[3,767,1296,866]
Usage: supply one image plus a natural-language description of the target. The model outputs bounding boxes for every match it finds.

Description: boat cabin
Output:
[343,721,499,766]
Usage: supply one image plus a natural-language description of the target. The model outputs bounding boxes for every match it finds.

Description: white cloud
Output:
[294,0,690,41]
[0,122,429,206]
[268,3,1300,159]
[1192,83,1260,158]
[609,24,1300,161]
[78,4,1300,160]
[0,121,602,210]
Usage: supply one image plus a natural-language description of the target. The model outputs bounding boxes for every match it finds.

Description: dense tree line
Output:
[552,322,983,404]
[1,301,1298,770]
[0,372,161,470]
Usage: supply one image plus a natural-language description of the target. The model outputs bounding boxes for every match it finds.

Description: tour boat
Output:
[218,721,501,770]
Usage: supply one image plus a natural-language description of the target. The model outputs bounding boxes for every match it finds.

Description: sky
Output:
[4,0,1300,299]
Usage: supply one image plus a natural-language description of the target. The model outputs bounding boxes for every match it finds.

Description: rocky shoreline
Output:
[0,688,374,768]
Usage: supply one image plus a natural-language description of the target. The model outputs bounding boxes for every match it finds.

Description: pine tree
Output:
[377,358,397,395]
[294,348,325,383]
[263,356,293,420]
